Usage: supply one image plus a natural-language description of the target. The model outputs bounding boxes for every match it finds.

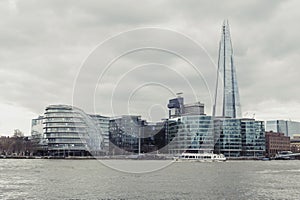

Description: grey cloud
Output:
[0,0,300,135]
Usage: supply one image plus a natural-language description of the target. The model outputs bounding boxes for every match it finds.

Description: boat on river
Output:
[174,152,226,162]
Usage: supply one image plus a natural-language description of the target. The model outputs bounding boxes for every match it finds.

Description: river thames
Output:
[0,159,299,199]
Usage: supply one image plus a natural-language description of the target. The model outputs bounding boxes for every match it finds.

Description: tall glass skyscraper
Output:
[216,20,242,118]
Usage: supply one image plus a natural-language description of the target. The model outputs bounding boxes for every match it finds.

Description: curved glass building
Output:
[44,105,105,156]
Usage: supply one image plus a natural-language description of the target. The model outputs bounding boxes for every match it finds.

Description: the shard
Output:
[215,20,242,118]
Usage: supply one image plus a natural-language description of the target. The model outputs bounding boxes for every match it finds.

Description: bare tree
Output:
[13,129,24,138]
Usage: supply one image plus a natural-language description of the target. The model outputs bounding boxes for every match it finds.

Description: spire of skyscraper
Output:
[214,20,242,118]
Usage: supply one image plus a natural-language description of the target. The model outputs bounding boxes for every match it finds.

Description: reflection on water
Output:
[0,159,300,199]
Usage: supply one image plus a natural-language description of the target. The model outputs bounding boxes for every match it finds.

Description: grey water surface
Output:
[0,159,299,199]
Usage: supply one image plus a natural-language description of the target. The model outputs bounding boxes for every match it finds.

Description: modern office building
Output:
[241,119,265,157]
[44,105,106,156]
[167,96,213,155]
[265,131,290,158]
[214,118,242,157]
[214,20,242,118]
[31,116,44,139]
[266,120,300,137]
[287,121,300,137]
[109,115,145,155]
[214,118,265,158]
[140,121,167,154]
[167,115,214,155]
[109,115,168,155]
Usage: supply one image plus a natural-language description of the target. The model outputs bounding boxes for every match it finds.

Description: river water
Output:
[0,159,299,199]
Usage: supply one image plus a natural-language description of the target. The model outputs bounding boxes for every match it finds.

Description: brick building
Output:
[265,131,290,158]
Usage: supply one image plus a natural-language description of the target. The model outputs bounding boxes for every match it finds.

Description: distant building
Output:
[167,96,204,119]
[31,116,47,155]
[183,102,205,116]
[168,96,184,118]
[31,116,44,138]
[266,120,300,137]
[286,121,300,137]
[290,134,300,153]
[265,131,290,158]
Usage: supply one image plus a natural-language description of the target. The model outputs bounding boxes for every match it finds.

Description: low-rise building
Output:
[265,131,290,158]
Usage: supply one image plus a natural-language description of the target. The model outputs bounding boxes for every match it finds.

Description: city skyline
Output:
[1,0,300,136]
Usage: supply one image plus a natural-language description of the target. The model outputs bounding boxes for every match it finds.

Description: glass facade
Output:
[109,115,143,155]
[214,118,242,157]
[241,119,265,157]
[89,115,110,154]
[31,116,48,155]
[218,20,242,118]
[214,118,265,158]
[167,115,214,155]
[287,121,300,137]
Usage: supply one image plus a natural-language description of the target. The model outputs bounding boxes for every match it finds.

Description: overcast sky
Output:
[1,0,300,136]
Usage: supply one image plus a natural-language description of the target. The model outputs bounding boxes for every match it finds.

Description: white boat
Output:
[174,152,226,162]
